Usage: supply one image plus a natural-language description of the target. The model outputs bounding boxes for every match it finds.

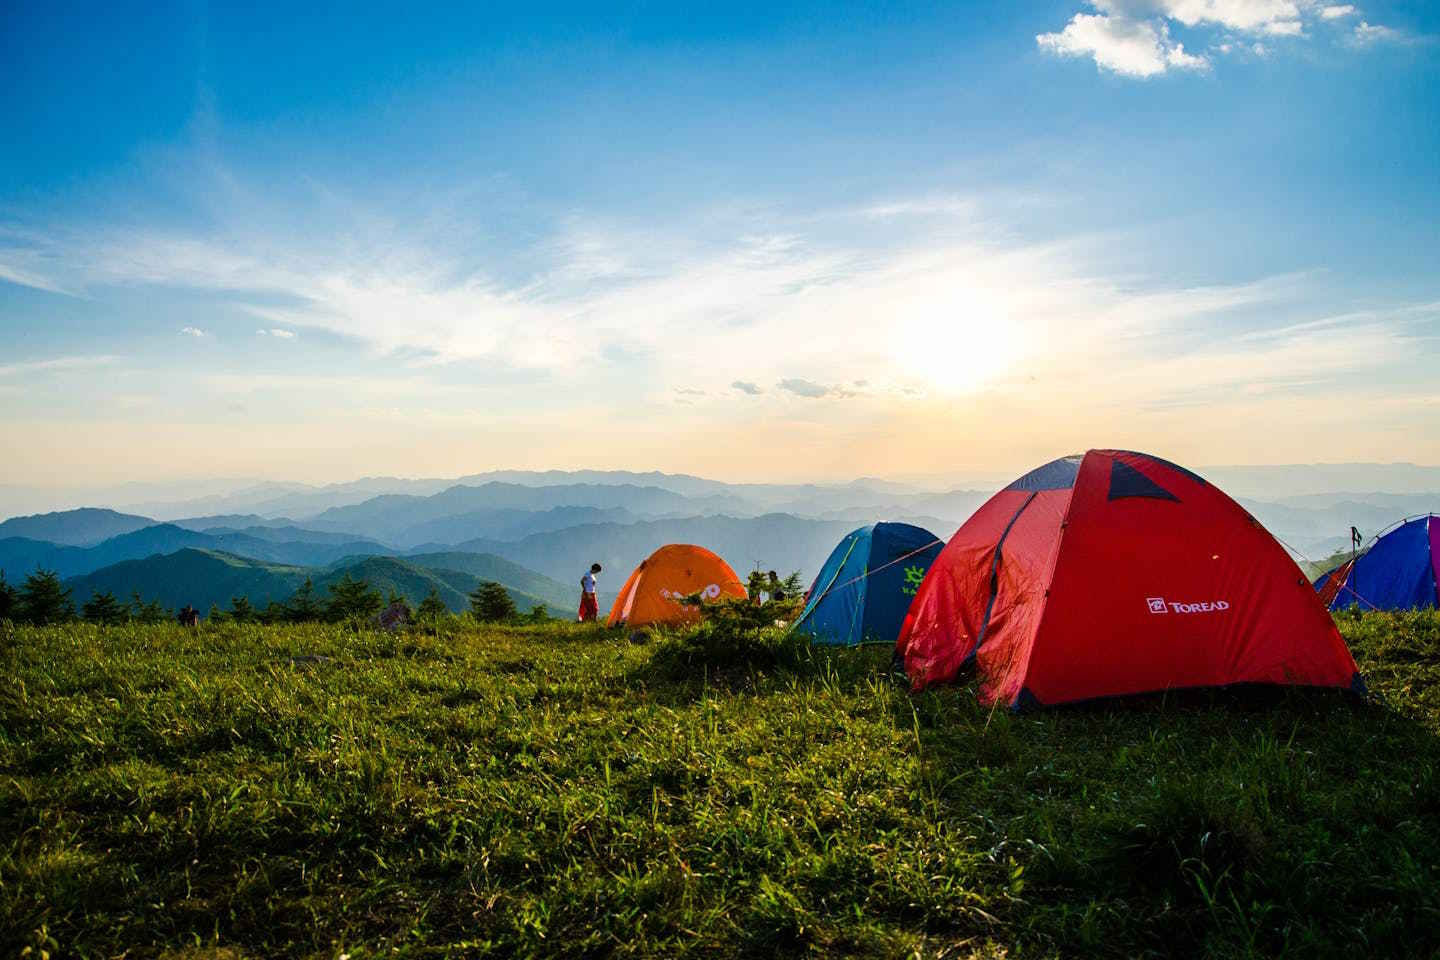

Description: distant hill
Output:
[448,513,861,591]
[194,524,392,547]
[451,470,931,505]
[1206,464,1440,499]
[389,505,639,549]
[1240,498,1440,556]
[406,551,574,610]
[303,483,749,540]
[0,523,396,579]
[1264,492,1440,513]
[65,548,568,617]
[803,511,960,538]
[310,556,557,614]
[0,508,155,546]
[68,549,311,611]
[119,479,466,523]
[0,538,89,580]
[170,514,304,532]
[119,470,940,521]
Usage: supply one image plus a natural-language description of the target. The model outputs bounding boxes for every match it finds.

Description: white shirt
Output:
[582,571,597,594]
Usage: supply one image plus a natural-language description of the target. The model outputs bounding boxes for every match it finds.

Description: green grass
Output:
[2,611,1439,958]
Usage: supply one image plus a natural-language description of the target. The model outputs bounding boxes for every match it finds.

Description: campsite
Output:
[6,1,1440,955]
[4,452,1440,956]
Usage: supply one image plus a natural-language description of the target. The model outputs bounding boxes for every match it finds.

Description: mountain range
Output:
[2,467,1436,619]
[0,508,155,547]
[66,549,574,615]
[442,514,873,588]
[0,523,393,580]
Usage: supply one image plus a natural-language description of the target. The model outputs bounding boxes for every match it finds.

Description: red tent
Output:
[897,450,1363,708]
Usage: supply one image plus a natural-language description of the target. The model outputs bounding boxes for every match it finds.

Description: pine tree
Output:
[82,590,126,625]
[782,571,805,598]
[19,569,75,625]
[527,604,549,623]
[230,596,255,622]
[258,601,288,624]
[208,603,228,623]
[285,577,321,622]
[469,581,517,622]
[416,587,448,621]
[326,575,383,622]
[0,570,17,621]
[136,598,169,624]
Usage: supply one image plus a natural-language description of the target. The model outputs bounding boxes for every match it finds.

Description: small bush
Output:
[646,597,813,680]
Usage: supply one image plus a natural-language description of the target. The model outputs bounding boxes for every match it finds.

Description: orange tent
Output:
[607,544,748,627]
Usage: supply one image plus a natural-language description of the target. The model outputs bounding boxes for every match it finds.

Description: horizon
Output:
[4,2,1439,488]
[6,457,1440,522]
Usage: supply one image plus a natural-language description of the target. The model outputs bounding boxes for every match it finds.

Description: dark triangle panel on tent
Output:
[1134,452,1208,487]
[1107,458,1179,502]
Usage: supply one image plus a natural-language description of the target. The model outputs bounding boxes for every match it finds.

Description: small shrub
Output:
[646,597,813,680]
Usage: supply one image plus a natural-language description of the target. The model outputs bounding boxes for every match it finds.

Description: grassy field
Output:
[2,611,1439,958]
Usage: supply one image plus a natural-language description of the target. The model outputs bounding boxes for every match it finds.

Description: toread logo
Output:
[1148,596,1230,614]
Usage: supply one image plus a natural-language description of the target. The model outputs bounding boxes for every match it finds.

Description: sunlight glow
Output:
[888,292,1023,395]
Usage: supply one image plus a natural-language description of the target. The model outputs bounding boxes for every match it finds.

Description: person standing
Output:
[766,570,786,602]
[578,562,602,622]
[747,569,766,604]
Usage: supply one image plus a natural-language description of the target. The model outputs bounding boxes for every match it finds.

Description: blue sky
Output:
[2,0,1437,487]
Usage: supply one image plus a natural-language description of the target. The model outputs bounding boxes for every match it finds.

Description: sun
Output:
[888,295,1022,395]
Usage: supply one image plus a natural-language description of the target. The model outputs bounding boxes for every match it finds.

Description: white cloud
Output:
[1263,19,1304,36]
[179,326,208,337]
[860,195,977,219]
[1042,0,1393,76]
[0,261,74,296]
[1146,0,1307,31]
[1351,20,1404,45]
[0,355,120,377]
[2,181,1431,444]
[1038,13,1208,77]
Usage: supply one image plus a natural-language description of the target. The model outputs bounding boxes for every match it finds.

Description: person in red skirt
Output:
[577,562,602,622]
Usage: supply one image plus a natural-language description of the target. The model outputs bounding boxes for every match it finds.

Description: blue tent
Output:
[1317,514,1439,611]
[792,522,945,646]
